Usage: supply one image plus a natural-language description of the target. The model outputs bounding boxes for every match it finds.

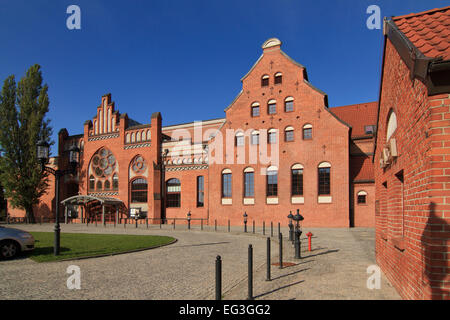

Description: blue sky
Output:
[0,0,448,152]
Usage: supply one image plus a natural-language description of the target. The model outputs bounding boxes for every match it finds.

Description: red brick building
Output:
[374,7,450,299]
[8,38,378,228]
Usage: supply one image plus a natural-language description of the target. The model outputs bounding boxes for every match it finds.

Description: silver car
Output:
[0,226,35,259]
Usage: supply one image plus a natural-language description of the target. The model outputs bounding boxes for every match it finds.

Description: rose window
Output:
[91,148,116,178]
[131,155,147,174]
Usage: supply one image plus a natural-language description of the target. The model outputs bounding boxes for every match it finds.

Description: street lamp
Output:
[287,211,294,242]
[187,211,191,230]
[292,209,304,259]
[243,212,248,233]
[37,139,80,256]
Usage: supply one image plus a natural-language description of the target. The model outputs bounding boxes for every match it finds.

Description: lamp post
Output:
[243,212,248,233]
[187,211,191,230]
[292,209,304,259]
[287,211,294,242]
[37,139,80,256]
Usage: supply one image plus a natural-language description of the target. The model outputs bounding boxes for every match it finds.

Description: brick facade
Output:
[8,38,377,229]
[374,7,450,300]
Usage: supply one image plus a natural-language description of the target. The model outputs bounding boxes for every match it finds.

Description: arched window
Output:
[303,124,312,140]
[112,174,119,190]
[357,190,367,204]
[251,102,260,117]
[261,75,269,87]
[104,180,111,191]
[386,110,397,141]
[268,128,277,144]
[285,126,294,142]
[268,99,276,115]
[166,178,181,207]
[251,131,259,145]
[274,72,282,84]
[131,132,135,143]
[136,131,141,142]
[285,97,294,112]
[221,169,232,198]
[89,175,95,190]
[126,133,130,143]
[244,167,255,198]
[318,162,331,195]
[235,131,244,146]
[146,130,151,141]
[131,178,148,203]
[291,164,304,196]
[266,166,278,197]
[96,180,103,191]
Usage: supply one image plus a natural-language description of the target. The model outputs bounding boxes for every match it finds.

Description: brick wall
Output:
[374,38,450,300]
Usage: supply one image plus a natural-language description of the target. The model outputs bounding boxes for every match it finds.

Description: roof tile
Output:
[393,6,450,60]
[329,102,378,138]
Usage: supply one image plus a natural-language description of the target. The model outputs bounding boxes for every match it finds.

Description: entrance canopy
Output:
[61,195,124,206]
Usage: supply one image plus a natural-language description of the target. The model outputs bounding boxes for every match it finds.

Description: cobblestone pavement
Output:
[0,223,400,300]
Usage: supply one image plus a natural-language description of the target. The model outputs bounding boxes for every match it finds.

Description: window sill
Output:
[266,197,279,204]
[221,198,232,205]
[317,196,332,204]
[391,237,405,252]
[243,198,255,205]
[291,196,304,204]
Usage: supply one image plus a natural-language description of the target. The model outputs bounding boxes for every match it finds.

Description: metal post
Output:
[54,172,61,256]
[252,220,255,234]
[279,232,283,269]
[248,244,253,300]
[263,221,265,235]
[102,206,105,226]
[160,219,162,229]
[135,217,138,228]
[173,218,176,229]
[188,218,191,230]
[228,219,230,232]
[201,218,203,231]
[266,237,271,281]
[215,256,222,300]
[295,228,301,259]
[146,218,148,229]
[278,222,280,237]
[244,220,247,233]
[270,222,273,237]
[289,221,294,243]
[215,219,217,231]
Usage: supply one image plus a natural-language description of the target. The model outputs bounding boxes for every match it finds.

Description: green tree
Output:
[0,65,53,223]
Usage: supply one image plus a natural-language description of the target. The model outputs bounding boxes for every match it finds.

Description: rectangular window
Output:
[244,172,254,197]
[365,125,376,135]
[268,103,276,115]
[318,167,330,195]
[285,130,294,142]
[285,101,293,112]
[267,171,278,197]
[222,173,232,198]
[291,169,303,196]
[251,106,260,117]
[274,75,282,84]
[197,176,204,207]
[251,133,259,145]
[261,78,269,87]
[268,132,277,144]
[166,193,180,207]
[303,128,312,140]
[357,195,366,204]
[236,135,244,146]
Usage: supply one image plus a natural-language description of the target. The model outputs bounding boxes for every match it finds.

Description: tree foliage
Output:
[0,64,53,223]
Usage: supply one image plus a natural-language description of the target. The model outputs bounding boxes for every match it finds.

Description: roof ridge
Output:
[392,5,450,21]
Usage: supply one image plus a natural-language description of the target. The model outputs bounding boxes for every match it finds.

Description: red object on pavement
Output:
[306,232,313,251]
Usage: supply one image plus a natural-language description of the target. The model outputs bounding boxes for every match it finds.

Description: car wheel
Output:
[0,240,20,260]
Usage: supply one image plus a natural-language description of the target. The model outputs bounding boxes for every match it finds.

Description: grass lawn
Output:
[27,232,175,262]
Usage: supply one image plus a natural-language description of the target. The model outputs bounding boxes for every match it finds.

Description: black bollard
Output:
[266,237,271,281]
[173,219,176,230]
[252,220,255,234]
[201,219,203,231]
[279,232,283,269]
[271,221,273,237]
[216,255,222,300]
[215,219,217,231]
[278,222,280,237]
[135,218,138,229]
[248,244,253,300]
[228,220,230,232]
[263,221,265,235]
[146,218,148,229]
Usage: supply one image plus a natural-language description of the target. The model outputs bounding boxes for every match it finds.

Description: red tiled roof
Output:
[350,156,374,182]
[393,6,450,60]
[329,102,378,138]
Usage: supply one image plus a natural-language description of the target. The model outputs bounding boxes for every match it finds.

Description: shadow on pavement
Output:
[254,280,305,299]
